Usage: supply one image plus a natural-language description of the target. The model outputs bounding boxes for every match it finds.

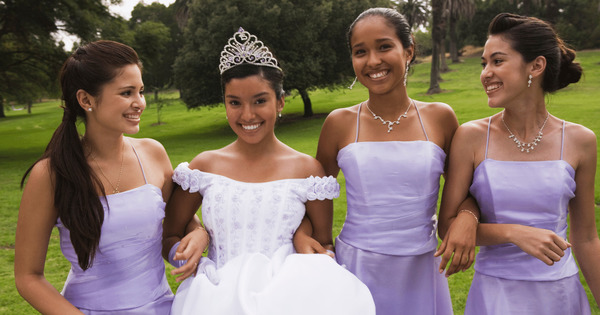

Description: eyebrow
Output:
[481,52,508,60]
[351,37,393,49]
[225,91,270,99]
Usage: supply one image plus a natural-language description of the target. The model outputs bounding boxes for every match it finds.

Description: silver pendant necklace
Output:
[366,99,413,133]
[501,110,549,153]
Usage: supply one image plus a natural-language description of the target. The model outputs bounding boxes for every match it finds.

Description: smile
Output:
[124,114,141,120]
[242,123,262,130]
[369,70,388,79]
[485,83,502,92]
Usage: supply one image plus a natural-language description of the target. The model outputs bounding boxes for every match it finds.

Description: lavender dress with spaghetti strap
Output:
[466,118,590,315]
[56,144,174,314]
[335,102,453,315]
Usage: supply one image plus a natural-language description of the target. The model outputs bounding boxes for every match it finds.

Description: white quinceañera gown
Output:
[170,162,375,315]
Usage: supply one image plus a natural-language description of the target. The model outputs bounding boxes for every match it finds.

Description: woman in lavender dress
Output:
[15,40,207,314]
[438,13,600,314]
[299,8,477,315]
[163,28,374,315]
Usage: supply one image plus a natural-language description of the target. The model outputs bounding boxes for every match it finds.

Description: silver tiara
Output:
[219,27,281,74]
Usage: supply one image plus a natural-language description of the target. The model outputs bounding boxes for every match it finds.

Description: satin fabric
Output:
[56,184,173,314]
[465,118,590,315]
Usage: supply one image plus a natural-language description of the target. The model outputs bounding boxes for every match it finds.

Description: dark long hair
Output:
[488,13,582,93]
[21,40,142,270]
[221,64,285,99]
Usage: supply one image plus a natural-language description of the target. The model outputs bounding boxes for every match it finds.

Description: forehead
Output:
[351,16,398,45]
[224,74,273,96]
[482,34,516,57]
[106,64,143,86]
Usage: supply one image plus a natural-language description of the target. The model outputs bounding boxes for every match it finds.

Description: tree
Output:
[0,0,112,118]
[445,0,475,63]
[427,0,443,95]
[174,0,389,117]
[397,0,429,30]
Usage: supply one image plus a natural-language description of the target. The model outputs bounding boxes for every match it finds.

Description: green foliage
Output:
[173,0,390,112]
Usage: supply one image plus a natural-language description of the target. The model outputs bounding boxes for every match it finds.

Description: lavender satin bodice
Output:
[56,184,171,310]
[337,141,445,255]
[470,159,578,280]
[173,162,340,268]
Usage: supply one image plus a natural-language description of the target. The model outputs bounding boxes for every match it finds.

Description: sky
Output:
[58,0,177,50]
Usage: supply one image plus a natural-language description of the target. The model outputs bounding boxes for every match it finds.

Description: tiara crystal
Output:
[219,27,281,74]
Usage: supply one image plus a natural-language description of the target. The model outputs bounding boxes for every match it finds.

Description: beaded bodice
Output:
[173,162,339,268]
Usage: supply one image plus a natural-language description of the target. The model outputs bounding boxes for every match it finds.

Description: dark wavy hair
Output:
[21,40,142,270]
[347,7,416,65]
[488,13,582,93]
[221,64,285,99]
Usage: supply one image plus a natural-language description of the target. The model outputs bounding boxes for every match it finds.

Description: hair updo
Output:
[488,13,582,93]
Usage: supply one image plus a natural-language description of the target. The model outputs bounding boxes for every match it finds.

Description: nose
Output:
[133,92,146,111]
[240,103,255,121]
[480,65,492,84]
[366,51,382,67]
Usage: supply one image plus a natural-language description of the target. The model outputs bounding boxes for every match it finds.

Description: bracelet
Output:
[459,209,479,224]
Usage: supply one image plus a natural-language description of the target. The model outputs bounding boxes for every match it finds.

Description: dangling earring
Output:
[278,112,282,118]
[348,77,358,90]
[404,61,410,86]
[527,74,532,88]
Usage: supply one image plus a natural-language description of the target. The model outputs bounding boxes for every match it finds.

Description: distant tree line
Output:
[1,0,598,118]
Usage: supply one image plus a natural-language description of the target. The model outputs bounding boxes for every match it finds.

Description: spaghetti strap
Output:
[130,142,148,184]
[413,100,429,141]
[484,117,492,159]
[354,102,363,143]
[560,120,566,160]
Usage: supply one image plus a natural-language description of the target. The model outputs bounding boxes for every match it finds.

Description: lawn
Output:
[1,51,599,314]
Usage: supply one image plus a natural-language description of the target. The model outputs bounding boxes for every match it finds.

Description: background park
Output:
[1,0,599,314]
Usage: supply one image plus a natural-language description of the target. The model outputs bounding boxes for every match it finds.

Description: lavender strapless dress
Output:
[335,102,453,315]
[465,118,590,315]
[56,146,173,314]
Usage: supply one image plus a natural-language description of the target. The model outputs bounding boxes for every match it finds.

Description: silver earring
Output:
[527,74,532,88]
[278,112,282,118]
[404,62,410,86]
[348,77,358,90]
[87,108,92,112]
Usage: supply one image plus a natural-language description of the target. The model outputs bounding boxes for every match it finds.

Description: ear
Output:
[276,96,285,113]
[529,56,546,79]
[405,44,415,63]
[76,89,94,111]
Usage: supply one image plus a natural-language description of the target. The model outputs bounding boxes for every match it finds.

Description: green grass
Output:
[1,51,599,314]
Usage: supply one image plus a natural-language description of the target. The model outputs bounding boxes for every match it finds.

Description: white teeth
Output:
[124,114,140,119]
[369,71,388,79]
[486,83,501,91]
[242,123,261,130]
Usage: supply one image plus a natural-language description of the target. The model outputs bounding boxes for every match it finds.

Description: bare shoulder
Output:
[415,100,456,121]
[188,147,230,171]
[128,137,168,158]
[565,121,597,150]
[453,117,491,146]
[279,144,326,178]
[323,105,359,126]
[27,158,52,182]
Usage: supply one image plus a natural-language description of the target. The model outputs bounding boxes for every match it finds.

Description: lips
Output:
[485,83,502,93]
[241,123,262,130]
[124,113,141,120]
[368,70,389,79]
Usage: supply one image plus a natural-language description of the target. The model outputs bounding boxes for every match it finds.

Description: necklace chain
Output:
[501,111,550,153]
[366,99,413,133]
[90,141,125,194]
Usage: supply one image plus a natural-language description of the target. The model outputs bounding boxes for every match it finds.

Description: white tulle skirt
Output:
[171,245,375,315]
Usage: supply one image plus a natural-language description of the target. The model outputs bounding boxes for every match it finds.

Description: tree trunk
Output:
[440,39,449,73]
[428,0,443,95]
[0,96,5,118]
[154,89,159,102]
[299,88,313,117]
[449,15,460,63]
[27,100,32,114]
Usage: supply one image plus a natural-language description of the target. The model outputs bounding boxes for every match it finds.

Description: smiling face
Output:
[84,64,146,135]
[480,35,531,108]
[224,74,283,145]
[350,15,413,95]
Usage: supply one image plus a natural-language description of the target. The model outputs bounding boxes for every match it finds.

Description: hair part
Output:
[221,64,285,99]
[488,12,582,93]
[347,7,416,64]
[21,40,141,270]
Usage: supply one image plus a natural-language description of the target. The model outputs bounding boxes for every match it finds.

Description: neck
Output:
[367,89,411,118]
[233,134,280,161]
[83,131,125,160]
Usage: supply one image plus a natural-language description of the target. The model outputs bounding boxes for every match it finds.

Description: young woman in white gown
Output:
[162,27,375,315]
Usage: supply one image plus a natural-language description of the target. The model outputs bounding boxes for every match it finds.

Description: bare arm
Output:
[14,160,84,314]
[567,127,600,306]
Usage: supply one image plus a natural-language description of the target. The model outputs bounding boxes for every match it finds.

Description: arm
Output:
[14,160,84,314]
[436,123,480,276]
[567,127,600,306]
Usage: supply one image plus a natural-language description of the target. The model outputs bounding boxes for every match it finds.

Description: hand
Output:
[171,227,209,282]
[510,225,571,266]
[435,211,478,277]
[293,230,335,258]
